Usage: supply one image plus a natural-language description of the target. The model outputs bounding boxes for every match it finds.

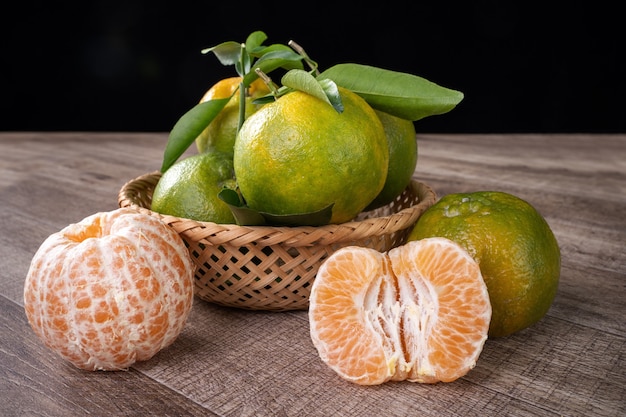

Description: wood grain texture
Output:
[1,132,624,417]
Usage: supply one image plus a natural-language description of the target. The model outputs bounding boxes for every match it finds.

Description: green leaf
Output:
[218,187,243,206]
[251,94,278,105]
[256,49,305,69]
[281,69,331,105]
[319,79,343,112]
[318,63,464,121]
[218,188,267,225]
[279,70,344,112]
[248,43,295,58]
[160,97,230,172]
[261,204,333,227]
[242,50,305,86]
[201,31,272,76]
[237,47,252,76]
[201,41,242,66]
[244,30,268,51]
[219,187,334,226]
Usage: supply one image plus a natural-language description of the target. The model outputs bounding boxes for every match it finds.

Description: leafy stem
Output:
[160,30,465,174]
[160,31,306,172]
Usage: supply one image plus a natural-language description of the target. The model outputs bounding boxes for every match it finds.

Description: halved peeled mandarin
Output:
[308,237,492,385]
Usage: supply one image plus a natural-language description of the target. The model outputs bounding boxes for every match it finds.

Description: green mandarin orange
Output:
[233,87,389,225]
[408,191,560,337]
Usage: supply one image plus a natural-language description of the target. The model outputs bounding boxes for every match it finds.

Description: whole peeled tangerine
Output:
[23,208,195,371]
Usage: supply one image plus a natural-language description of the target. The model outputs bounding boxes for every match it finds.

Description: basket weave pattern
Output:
[118,171,436,311]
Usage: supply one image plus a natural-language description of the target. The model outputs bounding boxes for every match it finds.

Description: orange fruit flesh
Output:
[23,208,195,371]
[309,237,491,385]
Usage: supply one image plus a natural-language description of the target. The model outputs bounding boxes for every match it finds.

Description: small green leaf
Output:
[281,69,331,105]
[219,187,334,226]
[261,204,333,227]
[218,187,243,207]
[279,71,343,112]
[237,47,252,76]
[242,50,305,86]
[318,79,343,112]
[201,41,242,66]
[249,43,297,58]
[318,63,464,121]
[161,97,230,172]
[251,95,278,105]
[219,188,267,225]
[244,30,268,51]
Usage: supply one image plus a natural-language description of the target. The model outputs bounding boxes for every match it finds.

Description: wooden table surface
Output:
[1,132,624,417]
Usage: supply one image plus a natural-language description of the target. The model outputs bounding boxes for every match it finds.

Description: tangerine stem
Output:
[288,40,319,76]
[254,68,280,97]
[237,81,245,132]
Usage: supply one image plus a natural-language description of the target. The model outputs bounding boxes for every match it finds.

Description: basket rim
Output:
[118,170,437,246]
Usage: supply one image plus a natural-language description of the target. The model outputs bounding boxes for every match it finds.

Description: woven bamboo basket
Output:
[118,171,436,311]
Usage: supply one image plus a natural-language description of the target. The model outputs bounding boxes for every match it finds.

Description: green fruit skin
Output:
[365,110,418,211]
[233,88,388,225]
[408,191,561,337]
[196,99,260,157]
[151,151,236,224]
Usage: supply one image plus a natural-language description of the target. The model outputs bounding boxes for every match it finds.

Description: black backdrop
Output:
[2,2,623,133]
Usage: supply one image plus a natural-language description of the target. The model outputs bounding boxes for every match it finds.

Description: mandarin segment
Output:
[308,238,491,385]
[309,248,392,385]
[389,239,491,382]
[24,208,195,371]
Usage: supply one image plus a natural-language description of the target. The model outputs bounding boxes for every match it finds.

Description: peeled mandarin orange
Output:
[308,237,491,385]
[23,208,195,371]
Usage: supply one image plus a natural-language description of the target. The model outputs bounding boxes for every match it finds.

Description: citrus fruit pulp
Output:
[308,237,491,385]
[23,208,195,371]
[151,150,236,224]
[408,191,560,337]
[233,86,389,224]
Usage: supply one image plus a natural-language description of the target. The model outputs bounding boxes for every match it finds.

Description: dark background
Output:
[2,2,623,133]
